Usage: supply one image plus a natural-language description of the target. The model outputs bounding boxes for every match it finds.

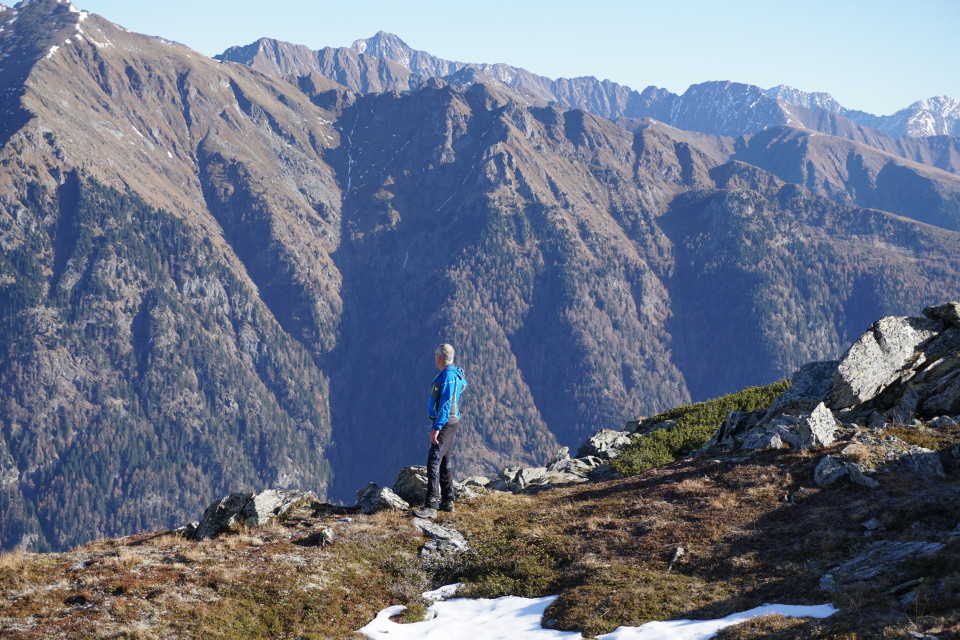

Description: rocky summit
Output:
[1,0,960,557]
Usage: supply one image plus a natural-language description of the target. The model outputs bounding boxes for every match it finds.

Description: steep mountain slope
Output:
[3,1,960,552]
[0,0,350,550]
[734,126,960,230]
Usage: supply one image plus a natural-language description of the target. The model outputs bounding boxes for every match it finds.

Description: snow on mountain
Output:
[764,84,844,112]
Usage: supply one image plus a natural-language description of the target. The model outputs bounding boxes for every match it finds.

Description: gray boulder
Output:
[194,489,316,540]
[494,466,548,492]
[918,369,960,417]
[814,456,879,489]
[576,429,634,460]
[830,315,940,409]
[842,431,945,478]
[392,466,428,506]
[356,483,410,515]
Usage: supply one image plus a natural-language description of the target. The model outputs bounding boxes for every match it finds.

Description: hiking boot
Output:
[412,507,437,519]
[438,502,455,513]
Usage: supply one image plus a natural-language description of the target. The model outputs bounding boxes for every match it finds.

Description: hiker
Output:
[417,343,468,518]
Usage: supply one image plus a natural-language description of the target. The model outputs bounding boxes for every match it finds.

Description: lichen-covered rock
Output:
[194,489,316,540]
[830,315,940,409]
[412,517,470,564]
[392,466,428,506]
[356,483,409,514]
[575,429,634,460]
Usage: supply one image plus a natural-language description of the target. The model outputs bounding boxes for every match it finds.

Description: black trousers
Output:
[424,423,458,508]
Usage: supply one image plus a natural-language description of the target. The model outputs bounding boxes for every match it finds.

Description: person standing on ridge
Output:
[416,343,468,518]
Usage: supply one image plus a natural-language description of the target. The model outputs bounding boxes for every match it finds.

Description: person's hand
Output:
[430,429,440,446]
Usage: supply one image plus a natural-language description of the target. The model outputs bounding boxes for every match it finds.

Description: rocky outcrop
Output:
[194,490,316,540]
[830,316,941,409]
[711,402,839,451]
[709,303,960,486]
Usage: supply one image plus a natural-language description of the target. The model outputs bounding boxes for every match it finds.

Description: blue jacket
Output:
[428,365,467,430]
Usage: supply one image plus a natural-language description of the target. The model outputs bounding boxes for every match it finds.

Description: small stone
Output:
[861,518,882,531]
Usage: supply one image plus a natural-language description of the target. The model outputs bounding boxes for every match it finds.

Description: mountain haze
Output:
[2,2,960,551]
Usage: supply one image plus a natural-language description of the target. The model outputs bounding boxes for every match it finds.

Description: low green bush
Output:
[612,380,791,476]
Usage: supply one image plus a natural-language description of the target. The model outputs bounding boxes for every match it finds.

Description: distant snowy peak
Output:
[351,31,411,61]
[14,0,74,8]
[903,95,960,136]
[844,95,960,138]
[350,31,460,78]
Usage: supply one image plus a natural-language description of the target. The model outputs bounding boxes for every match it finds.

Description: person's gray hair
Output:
[436,343,455,363]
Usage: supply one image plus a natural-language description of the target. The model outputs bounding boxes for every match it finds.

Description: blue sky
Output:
[71,0,959,116]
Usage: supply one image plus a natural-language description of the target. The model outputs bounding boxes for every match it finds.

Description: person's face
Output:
[435,354,445,370]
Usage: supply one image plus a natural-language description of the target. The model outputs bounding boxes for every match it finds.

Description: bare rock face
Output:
[830,316,941,409]
[356,484,409,515]
[194,489,315,540]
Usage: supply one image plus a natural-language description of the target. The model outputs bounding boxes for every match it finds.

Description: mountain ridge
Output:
[3,1,960,553]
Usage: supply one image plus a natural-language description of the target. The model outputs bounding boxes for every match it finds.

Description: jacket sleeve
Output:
[431,372,455,430]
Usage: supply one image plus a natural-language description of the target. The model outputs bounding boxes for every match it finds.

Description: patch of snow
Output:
[360,594,580,639]
[358,585,838,640]
[78,10,87,21]
[44,44,59,59]
[596,604,838,639]
[167,151,173,159]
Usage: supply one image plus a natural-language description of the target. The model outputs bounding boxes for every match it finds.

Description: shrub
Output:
[612,380,791,476]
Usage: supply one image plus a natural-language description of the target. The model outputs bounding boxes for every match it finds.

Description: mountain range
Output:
[1,0,960,551]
